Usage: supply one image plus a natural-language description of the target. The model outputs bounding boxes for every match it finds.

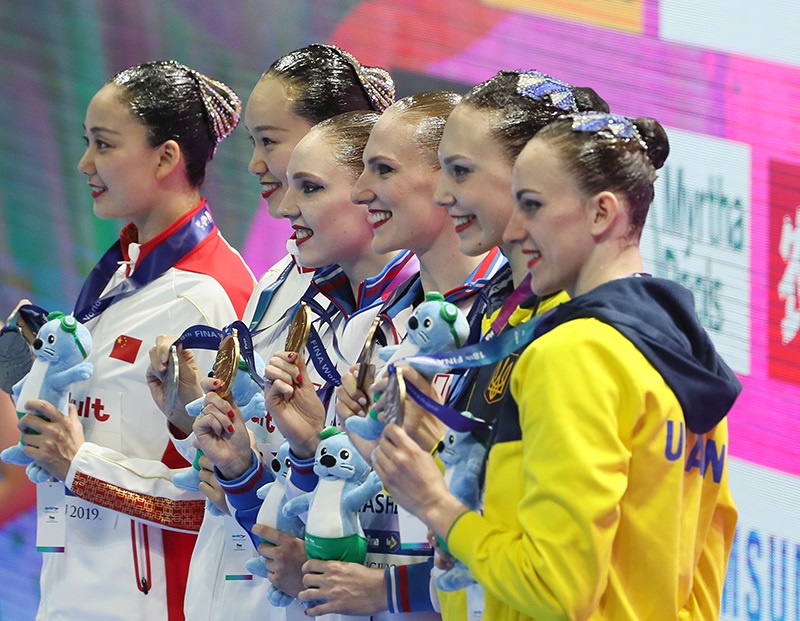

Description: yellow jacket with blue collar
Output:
[447,276,740,620]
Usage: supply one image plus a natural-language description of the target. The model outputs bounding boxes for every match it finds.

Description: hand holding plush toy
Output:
[281,428,382,607]
[0,312,93,482]
[435,424,487,591]
[346,291,469,440]
[245,441,306,606]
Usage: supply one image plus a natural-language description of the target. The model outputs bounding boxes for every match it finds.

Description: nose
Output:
[77,148,94,176]
[502,205,526,247]
[33,338,42,350]
[350,172,375,205]
[433,177,455,209]
[248,148,267,177]
[275,191,299,219]
[320,454,336,468]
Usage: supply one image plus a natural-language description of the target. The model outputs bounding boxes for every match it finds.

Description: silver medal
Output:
[163,345,180,415]
[0,329,34,395]
[382,367,406,427]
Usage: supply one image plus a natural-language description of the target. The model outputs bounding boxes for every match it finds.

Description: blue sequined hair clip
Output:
[516,70,577,112]
[570,112,647,149]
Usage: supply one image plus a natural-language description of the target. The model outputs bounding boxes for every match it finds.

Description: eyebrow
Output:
[366,155,394,166]
[83,125,121,135]
[251,125,286,133]
[442,155,469,166]
[292,171,323,182]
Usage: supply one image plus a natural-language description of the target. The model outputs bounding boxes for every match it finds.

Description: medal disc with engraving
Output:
[163,345,180,415]
[0,329,34,395]
[285,302,311,355]
[213,332,240,398]
[356,317,386,393]
[382,367,406,427]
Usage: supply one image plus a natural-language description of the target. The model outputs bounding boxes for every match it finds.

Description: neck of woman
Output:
[341,250,401,302]
[417,241,484,297]
[131,190,202,245]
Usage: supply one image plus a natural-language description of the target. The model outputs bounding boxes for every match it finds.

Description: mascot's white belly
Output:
[16,360,47,410]
[256,482,285,528]
[307,478,346,538]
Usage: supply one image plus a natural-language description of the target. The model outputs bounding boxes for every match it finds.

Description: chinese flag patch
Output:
[109,335,142,364]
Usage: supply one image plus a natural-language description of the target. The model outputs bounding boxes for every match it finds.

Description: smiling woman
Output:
[280,112,386,282]
[19,60,256,621]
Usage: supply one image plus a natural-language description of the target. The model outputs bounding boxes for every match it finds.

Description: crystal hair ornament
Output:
[188,67,242,147]
[516,71,577,112]
[330,46,395,112]
[570,112,647,149]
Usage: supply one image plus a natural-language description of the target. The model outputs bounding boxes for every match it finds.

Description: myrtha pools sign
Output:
[640,127,751,375]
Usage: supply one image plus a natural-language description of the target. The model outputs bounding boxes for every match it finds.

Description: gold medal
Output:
[213,329,240,398]
[284,302,311,355]
[356,316,385,393]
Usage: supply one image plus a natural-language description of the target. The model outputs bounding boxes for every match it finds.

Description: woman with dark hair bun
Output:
[15,60,255,621]
[144,46,399,620]
[374,112,740,621]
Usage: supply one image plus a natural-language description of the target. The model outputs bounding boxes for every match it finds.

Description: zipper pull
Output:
[141,578,150,595]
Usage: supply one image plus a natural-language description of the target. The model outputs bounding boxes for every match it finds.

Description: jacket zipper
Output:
[131,520,152,595]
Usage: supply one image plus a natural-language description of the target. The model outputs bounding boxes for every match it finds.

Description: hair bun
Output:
[572,86,610,114]
[633,117,670,170]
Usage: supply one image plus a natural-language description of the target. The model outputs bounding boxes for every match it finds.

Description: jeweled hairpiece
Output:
[516,71,577,112]
[330,46,395,112]
[570,112,646,149]
[188,68,242,146]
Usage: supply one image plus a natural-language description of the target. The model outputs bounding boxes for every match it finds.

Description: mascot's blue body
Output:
[1,312,93,482]
[436,426,487,591]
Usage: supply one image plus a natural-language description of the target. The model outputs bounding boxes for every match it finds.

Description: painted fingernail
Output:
[296,375,303,386]
[227,425,234,433]
[213,380,220,387]
[358,397,367,406]
[287,352,296,360]
[227,410,235,420]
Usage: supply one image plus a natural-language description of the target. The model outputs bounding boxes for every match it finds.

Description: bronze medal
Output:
[213,329,240,398]
[382,367,406,427]
[163,345,180,414]
[284,302,311,355]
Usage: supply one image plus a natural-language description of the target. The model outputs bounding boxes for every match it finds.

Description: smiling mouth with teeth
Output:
[90,186,107,199]
[260,182,281,199]
[452,215,475,233]
[294,227,313,244]
[370,210,392,229]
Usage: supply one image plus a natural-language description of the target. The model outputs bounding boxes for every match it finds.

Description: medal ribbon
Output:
[396,314,542,430]
[73,203,216,323]
[174,321,266,389]
[247,261,296,331]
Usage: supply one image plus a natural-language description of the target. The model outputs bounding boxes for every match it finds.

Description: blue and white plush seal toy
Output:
[435,424,487,591]
[346,291,469,440]
[1,312,93,482]
[245,441,306,607]
[283,428,381,564]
